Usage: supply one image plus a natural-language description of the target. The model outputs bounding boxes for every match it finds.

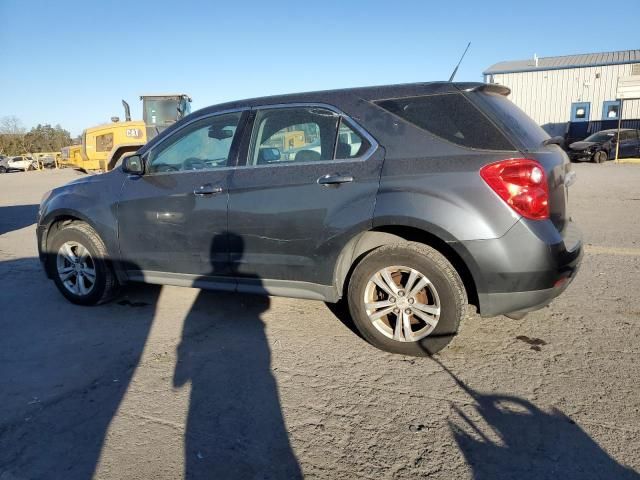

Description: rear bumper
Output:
[460,219,583,317]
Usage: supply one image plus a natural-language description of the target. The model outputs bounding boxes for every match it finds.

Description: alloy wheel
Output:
[56,241,97,296]
[363,265,441,342]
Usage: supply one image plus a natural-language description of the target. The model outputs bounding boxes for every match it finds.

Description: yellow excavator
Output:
[67,94,191,172]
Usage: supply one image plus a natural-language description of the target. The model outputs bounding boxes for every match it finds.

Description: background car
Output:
[7,155,37,171]
[0,155,9,173]
[38,155,57,168]
[568,128,640,163]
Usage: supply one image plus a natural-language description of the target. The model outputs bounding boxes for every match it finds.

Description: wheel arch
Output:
[334,225,480,310]
[40,210,122,282]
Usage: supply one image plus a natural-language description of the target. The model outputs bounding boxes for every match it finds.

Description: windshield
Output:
[584,131,616,143]
[144,99,182,126]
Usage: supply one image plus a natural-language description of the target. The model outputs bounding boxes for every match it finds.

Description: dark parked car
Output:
[568,128,640,163]
[37,82,582,356]
[0,155,9,173]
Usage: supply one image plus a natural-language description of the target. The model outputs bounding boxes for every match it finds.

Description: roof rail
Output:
[463,84,511,96]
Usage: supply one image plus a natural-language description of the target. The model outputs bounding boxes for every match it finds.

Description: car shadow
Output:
[0,233,301,479]
[433,358,639,480]
[0,204,39,235]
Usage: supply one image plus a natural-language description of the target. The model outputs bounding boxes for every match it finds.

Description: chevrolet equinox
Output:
[37,82,583,355]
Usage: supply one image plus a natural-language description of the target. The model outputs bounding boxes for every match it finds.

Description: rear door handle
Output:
[317,174,354,185]
[193,184,223,196]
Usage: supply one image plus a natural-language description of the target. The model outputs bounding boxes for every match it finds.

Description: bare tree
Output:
[0,115,26,135]
[0,116,28,156]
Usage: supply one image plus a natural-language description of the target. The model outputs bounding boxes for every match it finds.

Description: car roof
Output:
[598,128,635,133]
[191,81,488,115]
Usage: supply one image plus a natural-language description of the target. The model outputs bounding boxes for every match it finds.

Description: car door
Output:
[227,104,383,289]
[117,110,247,282]
[633,130,640,157]
[10,156,25,170]
[618,130,638,158]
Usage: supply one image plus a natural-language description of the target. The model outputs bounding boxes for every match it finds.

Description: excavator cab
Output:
[140,94,192,139]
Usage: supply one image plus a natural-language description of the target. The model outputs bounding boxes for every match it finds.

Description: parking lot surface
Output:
[0,165,639,479]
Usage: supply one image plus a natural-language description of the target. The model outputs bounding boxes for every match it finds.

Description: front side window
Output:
[249,107,339,165]
[619,130,639,142]
[147,112,242,174]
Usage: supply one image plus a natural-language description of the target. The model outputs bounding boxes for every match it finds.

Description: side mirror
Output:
[122,154,144,175]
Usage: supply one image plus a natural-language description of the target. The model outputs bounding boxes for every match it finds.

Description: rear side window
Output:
[336,120,371,159]
[376,93,514,150]
[249,107,340,165]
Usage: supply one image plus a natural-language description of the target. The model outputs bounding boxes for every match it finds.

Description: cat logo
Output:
[126,128,142,138]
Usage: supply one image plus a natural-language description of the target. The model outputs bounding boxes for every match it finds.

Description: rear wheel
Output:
[594,151,608,163]
[46,222,117,305]
[347,242,467,356]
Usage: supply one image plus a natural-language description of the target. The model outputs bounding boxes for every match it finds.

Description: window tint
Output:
[148,112,242,173]
[619,130,639,141]
[376,93,514,150]
[250,107,339,165]
[336,120,370,159]
[471,92,549,151]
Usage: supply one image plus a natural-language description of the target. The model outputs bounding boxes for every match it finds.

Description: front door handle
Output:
[193,184,223,196]
[317,174,354,186]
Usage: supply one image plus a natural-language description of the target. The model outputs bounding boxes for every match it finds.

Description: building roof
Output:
[484,49,640,75]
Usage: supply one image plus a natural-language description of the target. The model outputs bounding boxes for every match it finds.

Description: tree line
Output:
[0,116,74,156]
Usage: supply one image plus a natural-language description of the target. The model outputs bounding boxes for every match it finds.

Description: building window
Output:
[602,100,621,120]
[570,102,590,122]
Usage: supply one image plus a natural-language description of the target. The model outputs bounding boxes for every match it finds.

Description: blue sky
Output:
[1,0,638,136]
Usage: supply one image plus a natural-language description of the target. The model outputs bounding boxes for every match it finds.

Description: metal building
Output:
[483,49,640,137]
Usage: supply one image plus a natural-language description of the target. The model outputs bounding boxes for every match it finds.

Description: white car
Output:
[7,156,37,172]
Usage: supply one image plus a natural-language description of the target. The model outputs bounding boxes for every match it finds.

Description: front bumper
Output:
[460,219,583,317]
[568,150,594,162]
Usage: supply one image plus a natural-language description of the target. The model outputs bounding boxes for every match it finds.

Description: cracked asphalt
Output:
[0,164,639,479]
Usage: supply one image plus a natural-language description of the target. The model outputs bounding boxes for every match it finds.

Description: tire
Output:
[347,242,467,356]
[46,222,117,305]
[594,151,608,164]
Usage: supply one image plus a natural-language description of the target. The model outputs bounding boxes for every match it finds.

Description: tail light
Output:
[480,158,549,220]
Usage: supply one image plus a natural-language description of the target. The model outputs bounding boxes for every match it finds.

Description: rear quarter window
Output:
[467,92,550,152]
[375,93,515,151]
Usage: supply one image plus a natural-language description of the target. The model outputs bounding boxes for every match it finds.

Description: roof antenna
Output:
[448,42,471,82]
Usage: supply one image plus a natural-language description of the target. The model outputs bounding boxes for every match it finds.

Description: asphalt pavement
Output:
[0,165,638,479]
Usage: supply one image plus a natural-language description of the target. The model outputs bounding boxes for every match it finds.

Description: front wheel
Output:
[46,222,117,305]
[593,151,608,163]
[347,242,467,356]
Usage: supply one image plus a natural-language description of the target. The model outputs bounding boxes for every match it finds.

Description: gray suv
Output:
[37,82,582,355]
